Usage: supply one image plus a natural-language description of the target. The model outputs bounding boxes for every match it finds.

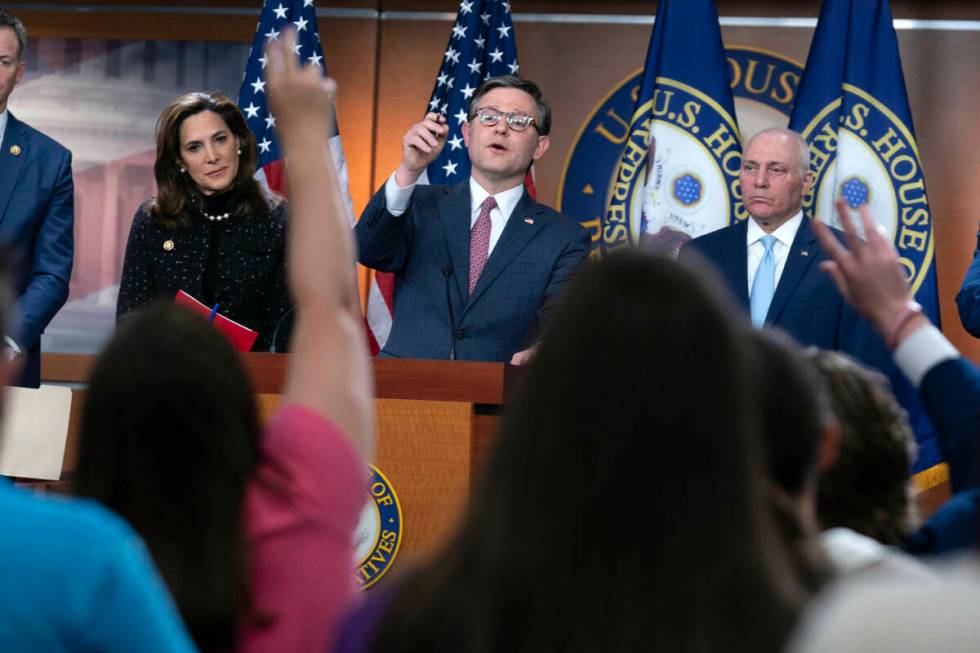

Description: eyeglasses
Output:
[474,107,538,132]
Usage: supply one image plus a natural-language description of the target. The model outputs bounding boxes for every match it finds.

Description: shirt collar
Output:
[469,177,525,221]
[0,110,8,147]
[746,211,804,249]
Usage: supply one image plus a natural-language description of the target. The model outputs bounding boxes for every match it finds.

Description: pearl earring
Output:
[179,167,186,173]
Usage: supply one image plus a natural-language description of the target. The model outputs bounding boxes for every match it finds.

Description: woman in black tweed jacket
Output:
[117,91,292,351]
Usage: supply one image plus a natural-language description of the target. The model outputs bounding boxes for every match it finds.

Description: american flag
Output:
[367,0,523,353]
[237,0,354,216]
[424,0,522,184]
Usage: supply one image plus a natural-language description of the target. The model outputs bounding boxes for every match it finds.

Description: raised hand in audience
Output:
[812,198,928,349]
[265,30,374,458]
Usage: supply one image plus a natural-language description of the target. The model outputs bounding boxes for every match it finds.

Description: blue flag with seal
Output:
[604,0,744,257]
[788,0,943,479]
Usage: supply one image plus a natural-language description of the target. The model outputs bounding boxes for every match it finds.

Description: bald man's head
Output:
[740,128,813,231]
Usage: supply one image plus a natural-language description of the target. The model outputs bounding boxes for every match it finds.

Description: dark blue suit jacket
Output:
[955,229,980,337]
[904,356,980,555]
[0,113,74,388]
[918,357,980,494]
[680,217,886,364]
[356,180,590,361]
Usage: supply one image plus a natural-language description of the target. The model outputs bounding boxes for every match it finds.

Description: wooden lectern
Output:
[42,353,519,564]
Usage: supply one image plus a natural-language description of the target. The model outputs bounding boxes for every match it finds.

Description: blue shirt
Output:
[0,479,197,652]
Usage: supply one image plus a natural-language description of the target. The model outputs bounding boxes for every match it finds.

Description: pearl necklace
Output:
[204,211,231,222]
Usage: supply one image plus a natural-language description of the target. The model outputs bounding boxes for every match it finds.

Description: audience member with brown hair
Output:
[748,329,933,587]
[74,32,373,653]
[334,249,803,653]
[809,349,917,548]
[799,349,932,579]
[747,328,836,594]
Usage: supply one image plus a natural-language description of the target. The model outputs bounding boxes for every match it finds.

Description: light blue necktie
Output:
[750,235,777,328]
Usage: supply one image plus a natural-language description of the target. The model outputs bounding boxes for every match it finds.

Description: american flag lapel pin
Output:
[800,249,809,257]
[524,217,534,225]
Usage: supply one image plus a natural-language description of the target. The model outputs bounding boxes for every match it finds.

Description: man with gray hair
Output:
[680,127,877,356]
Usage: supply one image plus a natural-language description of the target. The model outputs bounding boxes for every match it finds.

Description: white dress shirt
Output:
[893,323,959,388]
[0,109,8,147]
[746,211,803,295]
[383,172,524,256]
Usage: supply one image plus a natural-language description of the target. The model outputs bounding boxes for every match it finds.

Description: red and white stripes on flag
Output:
[241,1,375,347]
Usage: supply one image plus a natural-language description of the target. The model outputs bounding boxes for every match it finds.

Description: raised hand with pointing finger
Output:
[395,112,449,187]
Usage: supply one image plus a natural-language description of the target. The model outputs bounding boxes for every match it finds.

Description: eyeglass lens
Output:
[478,109,533,131]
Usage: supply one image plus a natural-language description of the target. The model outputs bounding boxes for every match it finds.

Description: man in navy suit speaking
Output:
[356,76,590,364]
[681,127,877,359]
[0,10,74,388]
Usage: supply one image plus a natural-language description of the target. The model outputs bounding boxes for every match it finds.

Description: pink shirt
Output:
[238,404,365,653]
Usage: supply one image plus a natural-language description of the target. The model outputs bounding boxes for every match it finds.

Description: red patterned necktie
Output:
[468,196,496,295]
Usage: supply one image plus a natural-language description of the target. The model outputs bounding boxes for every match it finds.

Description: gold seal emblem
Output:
[163,239,175,251]
[9,145,21,156]
[354,465,403,589]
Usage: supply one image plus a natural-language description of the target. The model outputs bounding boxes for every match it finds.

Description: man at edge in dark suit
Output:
[955,223,980,337]
[0,10,74,388]
[356,75,590,364]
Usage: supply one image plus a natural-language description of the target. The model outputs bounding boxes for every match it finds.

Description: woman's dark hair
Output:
[150,91,268,229]
[369,249,801,653]
[749,329,835,498]
[74,303,262,651]
[808,349,916,545]
[747,329,836,594]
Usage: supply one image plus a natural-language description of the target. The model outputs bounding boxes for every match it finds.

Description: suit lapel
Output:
[0,114,30,227]
[463,190,544,316]
[436,181,472,302]
[721,219,750,309]
[767,217,818,324]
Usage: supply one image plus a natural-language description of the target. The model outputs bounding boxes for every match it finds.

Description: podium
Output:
[42,353,519,564]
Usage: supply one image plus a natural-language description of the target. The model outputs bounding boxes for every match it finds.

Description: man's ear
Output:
[461,120,471,148]
[802,169,815,196]
[532,135,550,161]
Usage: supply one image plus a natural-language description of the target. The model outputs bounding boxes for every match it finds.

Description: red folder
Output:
[174,290,259,352]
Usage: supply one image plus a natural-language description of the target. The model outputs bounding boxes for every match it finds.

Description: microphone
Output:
[443,265,457,360]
